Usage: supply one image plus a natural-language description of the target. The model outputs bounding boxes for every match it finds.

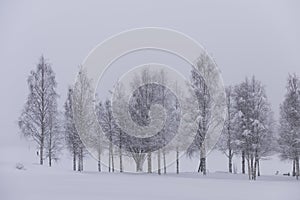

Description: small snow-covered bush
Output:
[15,163,25,170]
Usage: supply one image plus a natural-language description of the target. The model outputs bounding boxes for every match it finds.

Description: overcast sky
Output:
[1,0,300,158]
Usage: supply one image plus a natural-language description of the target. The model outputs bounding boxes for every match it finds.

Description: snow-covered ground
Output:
[1,161,299,200]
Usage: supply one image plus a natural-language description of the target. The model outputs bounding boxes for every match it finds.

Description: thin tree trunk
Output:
[176,148,179,174]
[228,150,232,173]
[98,151,101,172]
[253,157,258,180]
[158,150,161,175]
[251,156,254,180]
[108,143,111,172]
[40,145,43,165]
[163,150,167,174]
[147,152,152,173]
[48,131,52,167]
[247,158,251,180]
[111,147,114,172]
[242,151,245,174]
[80,147,83,171]
[49,149,52,167]
[119,147,123,173]
[40,64,45,166]
[293,159,296,177]
[257,159,260,176]
[77,154,81,172]
[200,145,206,175]
[296,157,299,180]
[73,150,76,171]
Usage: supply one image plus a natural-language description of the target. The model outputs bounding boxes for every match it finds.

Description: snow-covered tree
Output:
[234,76,275,180]
[187,53,213,175]
[278,74,300,179]
[19,56,59,165]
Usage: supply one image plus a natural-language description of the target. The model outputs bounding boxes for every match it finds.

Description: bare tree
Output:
[98,100,116,172]
[64,87,81,171]
[72,68,94,172]
[217,86,238,173]
[19,56,59,165]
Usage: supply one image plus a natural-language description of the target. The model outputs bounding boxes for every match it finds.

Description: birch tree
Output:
[187,54,213,175]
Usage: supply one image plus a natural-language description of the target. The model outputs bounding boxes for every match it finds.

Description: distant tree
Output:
[109,83,128,173]
[170,80,186,174]
[278,74,300,180]
[94,100,107,172]
[217,86,239,173]
[64,87,81,171]
[72,68,94,172]
[98,99,116,172]
[19,56,59,165]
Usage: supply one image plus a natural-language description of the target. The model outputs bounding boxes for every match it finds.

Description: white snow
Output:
[1,161,299,200]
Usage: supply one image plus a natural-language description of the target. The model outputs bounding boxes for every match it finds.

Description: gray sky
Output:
[0,0,300,159]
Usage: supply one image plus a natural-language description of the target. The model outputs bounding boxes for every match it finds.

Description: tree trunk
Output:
[158,150,161,175]
[163,150,167,174]
[40,141,44,165]
[197,153,202,173]
[296,157,299,180]
[119,148,123,173]
[200,145,206,175]
[48,131,52,167]
[228,149,232,173]
[136,161,143,172]
[253,157,258,180]
[201,157,206,175]
[80,147,83,171]
[98,160,101,172]
[247,158,251,180]
[257,159,260,176]
[49,150,52,167]
[40,65,45,166]
[176,148,179,174]
[147,152,152,173]
[250,156,254,180]
[111,148,114,173]
[73,150,76,171]
[77,154,81,172]
[242,151,245,174]
[98,151,101,172]
[108,146,111,172]
[292,159,296,177]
